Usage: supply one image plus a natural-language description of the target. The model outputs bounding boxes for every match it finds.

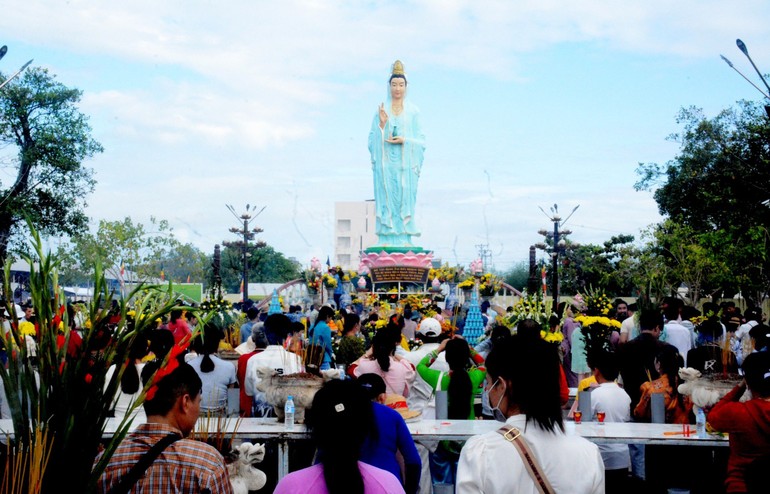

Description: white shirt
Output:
[104,363,147,424]
[589,382,631,470]
[244,345,303,397]
[403,343,448,417]
[620,316,638,339]
[664,321,693,365]
[736,320,758,340]
[457,414,605,494]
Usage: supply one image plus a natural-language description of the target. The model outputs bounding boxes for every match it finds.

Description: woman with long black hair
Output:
[417,337,485,487]
[634,345,691,424]
[104,335,150,422]
[457,335,604,493]
[353,329,416,396]
[274,379,405,494]
[187,324,236,415]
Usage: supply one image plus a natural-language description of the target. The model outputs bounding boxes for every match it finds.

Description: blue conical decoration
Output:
[463,287,485,346]
[268,289,282,315]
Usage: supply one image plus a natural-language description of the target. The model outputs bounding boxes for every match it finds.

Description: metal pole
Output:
[552,218,560,306]
[736,39,770,96]
[242,218,249,303]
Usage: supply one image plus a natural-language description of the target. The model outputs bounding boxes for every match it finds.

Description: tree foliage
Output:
[501,261,529,291]
[558,234,638,296]
[635,101,770,304]
[214,244,302,293]
[0,67,102,260]
[60,216,179,279]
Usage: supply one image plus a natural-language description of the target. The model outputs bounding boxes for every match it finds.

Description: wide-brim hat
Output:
[3,304,24,319]
[384,394,421,420]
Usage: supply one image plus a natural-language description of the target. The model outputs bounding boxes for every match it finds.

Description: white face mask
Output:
[489,378,507,422]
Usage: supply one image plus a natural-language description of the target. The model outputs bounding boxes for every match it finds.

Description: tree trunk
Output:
[0,210,14,262]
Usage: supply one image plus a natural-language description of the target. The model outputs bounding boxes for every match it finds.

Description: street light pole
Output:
[223,204,265,303]
[535,204,578,305]
[552,214,561,306]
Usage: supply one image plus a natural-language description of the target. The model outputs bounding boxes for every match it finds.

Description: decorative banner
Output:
[370,266,430,284]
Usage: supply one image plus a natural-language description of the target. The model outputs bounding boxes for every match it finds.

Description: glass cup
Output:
[573,411,582,424]
[596,411,606,425]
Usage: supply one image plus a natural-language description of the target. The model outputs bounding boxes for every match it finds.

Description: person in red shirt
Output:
[708,351,770,493]
[236,330,268,417]
[167,309,191,345]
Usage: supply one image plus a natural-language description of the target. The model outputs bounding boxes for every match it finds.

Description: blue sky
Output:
[2,1,769,271]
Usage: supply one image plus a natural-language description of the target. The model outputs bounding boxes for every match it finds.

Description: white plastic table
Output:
[1,417,727,481]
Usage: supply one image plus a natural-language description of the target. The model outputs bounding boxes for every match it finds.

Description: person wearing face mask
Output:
[456,334,604,494]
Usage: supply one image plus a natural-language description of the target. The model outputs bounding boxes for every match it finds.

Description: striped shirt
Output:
[95,422,233,494]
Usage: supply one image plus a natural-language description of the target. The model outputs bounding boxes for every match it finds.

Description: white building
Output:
[334,200,377,271]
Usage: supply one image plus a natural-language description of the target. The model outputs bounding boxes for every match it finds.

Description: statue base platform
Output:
[360,248,434,284]
[364,245,429,254]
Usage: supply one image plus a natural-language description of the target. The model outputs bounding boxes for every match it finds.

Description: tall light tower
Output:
[223,204,265,302]
[534,204,579,305]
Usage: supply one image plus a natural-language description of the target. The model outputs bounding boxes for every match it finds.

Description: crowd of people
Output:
[7,292,769,494]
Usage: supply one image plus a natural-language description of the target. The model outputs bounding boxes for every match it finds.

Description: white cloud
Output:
[1,0,757,271]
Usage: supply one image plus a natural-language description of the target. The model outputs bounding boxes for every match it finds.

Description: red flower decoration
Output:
[85,374,93,384]
[145,337,191,402]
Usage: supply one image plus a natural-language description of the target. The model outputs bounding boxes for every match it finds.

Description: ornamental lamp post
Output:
[223,204,266,303]
[535,204,579,306]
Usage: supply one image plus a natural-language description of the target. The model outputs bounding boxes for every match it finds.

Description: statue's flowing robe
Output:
[367,101,425,246]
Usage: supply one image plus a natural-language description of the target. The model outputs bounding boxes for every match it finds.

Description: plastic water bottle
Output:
[695,407,707,438]
[284,396,295,431]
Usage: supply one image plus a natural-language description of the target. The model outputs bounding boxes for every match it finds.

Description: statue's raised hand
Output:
[378,103,388,129]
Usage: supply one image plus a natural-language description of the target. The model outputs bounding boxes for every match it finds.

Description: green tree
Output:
[59,216,180,282]
[636,101,770,304]
[501,261,529,291]
[215,244,302,293]
[644,220,731,304]
[0,67,102,260]
[155,242,209,284]
[559,235,637,296]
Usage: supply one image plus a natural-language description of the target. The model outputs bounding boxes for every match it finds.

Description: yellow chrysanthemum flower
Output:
[19,321,36,337]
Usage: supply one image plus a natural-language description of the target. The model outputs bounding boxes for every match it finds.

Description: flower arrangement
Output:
[364,293,379,307]
[582,289,614,317]
[428,264,464,283]
[342,270,357,282]
[200,298,232,313]
[505,295,565,344]
[575,288,620,359]
[457,273,502,297]
[18,320,36,337]
[322,273,338,288]
[0,224,192,494]
[406,338,424,351]
[440,318,457,334]
[302,268,322,293]
[457,278,474,290]
[540,328,565,344]
[507,294,554,332]
[400,294,425,311]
